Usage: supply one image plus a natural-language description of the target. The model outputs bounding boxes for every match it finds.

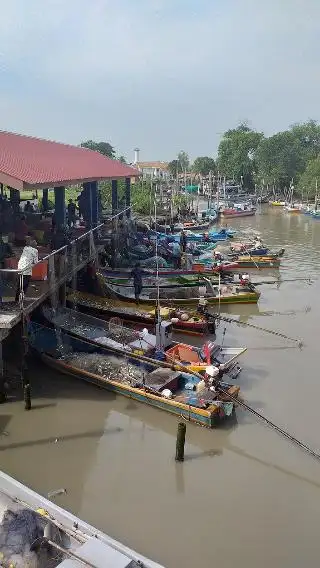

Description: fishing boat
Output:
[28,322,241,428]
[228,247,285,259]
[153,227,235,243]
[200,208,218,222]
[101,261,238,280]
[41,306,246,375]
[104,280,260,305]
[269,200,286,206]
[220,205,256,219]
[0,470,164,568]
[154,220,210,232]
[102,272,236,288]
[283,205,301,213]
[229,255,281,269]
[67,290,214,335]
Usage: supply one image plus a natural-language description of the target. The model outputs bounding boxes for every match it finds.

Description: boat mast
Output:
[154,182,161,347]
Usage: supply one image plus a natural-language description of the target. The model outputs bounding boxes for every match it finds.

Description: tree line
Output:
[167,120,320,196]
[81,119,320,203]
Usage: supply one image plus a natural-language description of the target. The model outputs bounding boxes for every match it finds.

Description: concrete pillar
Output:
[90,181,98,227]
[0,340,5,403]
[82,182,90,226]
[42,188,49,212]
[125,177,131,217]
[54,186,66,227]
[59,282,66,306]
[112,180,118,216]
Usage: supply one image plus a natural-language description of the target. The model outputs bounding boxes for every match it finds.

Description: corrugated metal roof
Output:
[0,131,139,190]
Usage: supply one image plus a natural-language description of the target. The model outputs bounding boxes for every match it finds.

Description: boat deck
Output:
[0,470,164,568]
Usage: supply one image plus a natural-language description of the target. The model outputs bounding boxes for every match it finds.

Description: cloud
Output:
[0,0,319,160]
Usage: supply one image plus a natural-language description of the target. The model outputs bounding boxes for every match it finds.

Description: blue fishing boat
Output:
[152,228,235,243]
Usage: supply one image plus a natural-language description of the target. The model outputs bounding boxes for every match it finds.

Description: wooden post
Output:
[0,340,6,403]
[24,383,31,410]
[175,422,186,462]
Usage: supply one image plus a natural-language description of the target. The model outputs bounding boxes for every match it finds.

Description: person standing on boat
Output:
[131,262,143,304]
[180,230,187,253]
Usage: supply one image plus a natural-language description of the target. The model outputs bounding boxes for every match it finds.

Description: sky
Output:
[0,0,319,162]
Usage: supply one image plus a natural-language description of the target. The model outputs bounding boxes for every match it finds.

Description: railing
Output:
[0,206,132,312]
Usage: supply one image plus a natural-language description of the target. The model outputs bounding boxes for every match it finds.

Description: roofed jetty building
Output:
[0,131,139,395]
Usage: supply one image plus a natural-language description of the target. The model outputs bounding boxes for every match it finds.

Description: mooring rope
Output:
[214,314,303,347]
[216,385,320,462]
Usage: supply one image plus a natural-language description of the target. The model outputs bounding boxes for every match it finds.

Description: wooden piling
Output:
[24,383,31,410]
[175,422,186,462]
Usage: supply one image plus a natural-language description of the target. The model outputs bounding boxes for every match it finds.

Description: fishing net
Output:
[65,353,145,386]
[0,507,63,568]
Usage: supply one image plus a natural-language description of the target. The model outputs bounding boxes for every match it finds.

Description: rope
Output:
[162,355,320,463]
[215,384,320,462]
[214,314,303,347]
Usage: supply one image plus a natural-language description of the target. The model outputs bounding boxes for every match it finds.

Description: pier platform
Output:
[0,227,105,330]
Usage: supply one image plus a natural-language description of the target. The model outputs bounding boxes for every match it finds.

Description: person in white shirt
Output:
[15,237,38,302]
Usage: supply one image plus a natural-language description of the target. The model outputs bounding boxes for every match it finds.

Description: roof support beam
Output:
[125,177,131,218]
[112,180,118,216]
[54,186,66,227]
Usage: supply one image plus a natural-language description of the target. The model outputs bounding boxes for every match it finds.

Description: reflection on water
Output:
[1,207,320,568]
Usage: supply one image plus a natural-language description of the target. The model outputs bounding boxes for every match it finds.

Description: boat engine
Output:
[156,321,173,351]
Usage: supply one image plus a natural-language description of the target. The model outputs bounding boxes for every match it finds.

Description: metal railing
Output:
[0,206,133,312]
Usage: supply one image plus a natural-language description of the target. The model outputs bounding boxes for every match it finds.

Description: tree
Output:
[217,124,264,189]
[177,150,189,172]
[255,131,303,189]
[167,159,180,177]
[192,157,216,176]
[118,155,127,163]
[290,120,320,167]
[80,140,115,159]
[297,156,320,198]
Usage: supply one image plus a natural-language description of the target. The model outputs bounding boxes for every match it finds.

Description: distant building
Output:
[135,161,170,180]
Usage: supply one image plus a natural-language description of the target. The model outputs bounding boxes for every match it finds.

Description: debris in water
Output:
[47,488,67,499]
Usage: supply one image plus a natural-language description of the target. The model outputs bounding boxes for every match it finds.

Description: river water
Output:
[1,206,320,567]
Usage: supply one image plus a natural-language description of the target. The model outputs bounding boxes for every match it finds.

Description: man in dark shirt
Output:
[130,263,143,304]
[180,230,187,253]
[24,201,34,213]
[67,199,77,228]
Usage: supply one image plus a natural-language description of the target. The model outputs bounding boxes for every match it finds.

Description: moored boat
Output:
[100,261,239,280]
[104,280,260,305]
[230,255,281,268]
[283,205,301,213]
[0,471,165,568]
[41,306,246,375]
[67,290,214,335]
[220,206,256,219]
[28,323,241,428]
[153,227,235,243]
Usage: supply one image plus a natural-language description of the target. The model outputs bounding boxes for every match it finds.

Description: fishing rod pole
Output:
[252,277,313,286]
[214,313,303,346]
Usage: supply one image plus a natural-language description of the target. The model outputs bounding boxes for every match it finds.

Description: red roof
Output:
[0,131,139,190]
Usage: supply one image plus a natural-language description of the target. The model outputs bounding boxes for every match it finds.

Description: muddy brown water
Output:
[1,206,320,567]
